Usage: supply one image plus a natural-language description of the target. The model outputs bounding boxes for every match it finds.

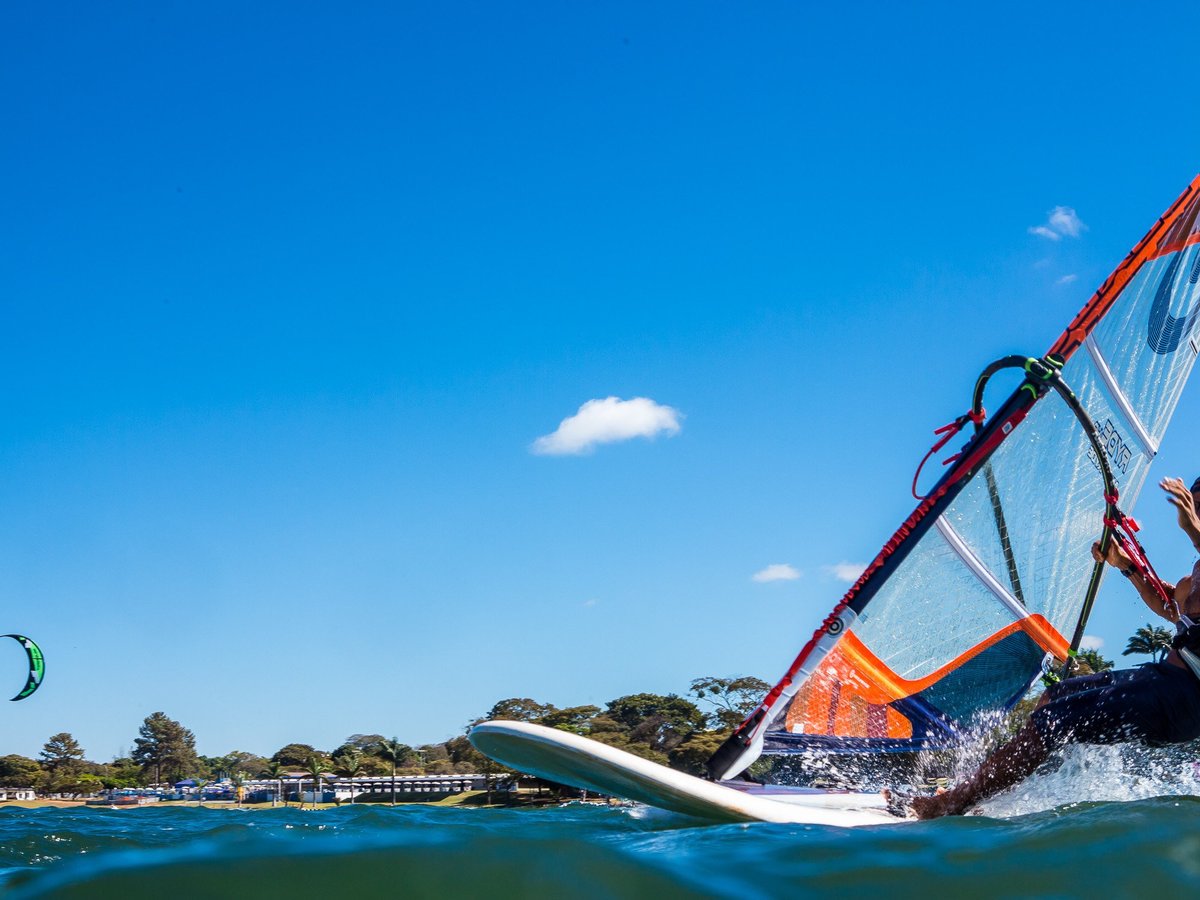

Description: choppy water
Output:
[3,747,1199,898]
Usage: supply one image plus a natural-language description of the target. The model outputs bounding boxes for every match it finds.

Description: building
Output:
[244,774,492,803]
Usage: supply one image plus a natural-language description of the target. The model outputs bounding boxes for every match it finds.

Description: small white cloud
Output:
[531,396,682,456]
[1029,206,1087,241]
[582,598,598,608]
[1057,274,1078,285]
[752,563,801,583]
[1080,634,1105,651]
[824,561,867,583]
[1049,206,1086,237]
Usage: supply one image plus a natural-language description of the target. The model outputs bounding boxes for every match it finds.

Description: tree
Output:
[207,751,267,780]
[0,754,43,787]
[668,730,730,776]
[336,751,363,804]
[604,693,706,753]
[688,676,771,730]
[100,757,143,789]
[50,771,104,798]
[445,735,492,773]
[1075,649,1115,674]
[132,712,199,785]
[538,705,601,733]
[417,743,456,775]
[338,734,388,753]
[1124,624,1174,663]
[304,756,328,808]
[40,733,85,773]
[271,743,324,768]
[374,737,414,806]
[261,760,287,807]
[483,698,557,723]
[333,737,388,775]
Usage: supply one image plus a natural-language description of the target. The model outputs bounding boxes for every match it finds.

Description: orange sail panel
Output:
[783,617,1067,739]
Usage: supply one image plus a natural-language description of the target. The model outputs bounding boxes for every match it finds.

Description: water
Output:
[3,750,1199,898]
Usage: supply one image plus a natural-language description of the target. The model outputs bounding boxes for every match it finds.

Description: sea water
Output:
[3,748,1199,898]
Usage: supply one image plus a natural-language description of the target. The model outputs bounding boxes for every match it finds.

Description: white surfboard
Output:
[470,720,908,827]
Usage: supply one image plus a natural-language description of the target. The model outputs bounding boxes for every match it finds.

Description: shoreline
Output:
[0,791,577,812]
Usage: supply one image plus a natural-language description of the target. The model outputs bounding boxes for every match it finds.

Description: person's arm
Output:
[1161,477,1200,552]
[1125,568,1179,624]
[1091,540,1179,623]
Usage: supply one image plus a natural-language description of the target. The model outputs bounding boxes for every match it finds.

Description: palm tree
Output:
[262,760,286,808]
[304,756,328,808]
[336,751,363,804]
[1124,624,1175,663]
[375,737,409,807]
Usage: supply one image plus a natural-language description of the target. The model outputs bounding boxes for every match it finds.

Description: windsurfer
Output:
[908,476,1200,819]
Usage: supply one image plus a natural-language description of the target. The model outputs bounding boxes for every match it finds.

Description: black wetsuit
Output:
[1031,661,1200,746]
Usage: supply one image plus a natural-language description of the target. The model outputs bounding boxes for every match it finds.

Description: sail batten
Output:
[935,519,1029,621]
[1084,333,1159,456]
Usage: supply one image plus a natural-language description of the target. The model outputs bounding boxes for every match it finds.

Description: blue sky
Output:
[3,1,1200,761]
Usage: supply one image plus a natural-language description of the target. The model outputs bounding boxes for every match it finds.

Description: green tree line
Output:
[0,676,770,793]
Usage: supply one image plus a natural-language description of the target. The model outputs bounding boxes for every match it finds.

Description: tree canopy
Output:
[603,693,706,753]
[271,743,326,768]
[1076,648,1115,674]
[0,754,42,787]
[688,675,771,729]
[39,733,84,773]
[132,712,199,784]
[482,698,557,723]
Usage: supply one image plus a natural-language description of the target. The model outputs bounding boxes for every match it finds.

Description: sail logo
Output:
[1086,418,1132,476]
[1146,251,1200,354]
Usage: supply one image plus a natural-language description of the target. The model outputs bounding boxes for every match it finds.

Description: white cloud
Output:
[824,561,867,583]
[1057,274,1078,285]
[1029,206,1087,241]
[1049,206,1086,237]
[1080,634,1105,651]
[582,598,598,608]
[1028,225,1061,241]
[531,396,682,456]
[752,563,801,583]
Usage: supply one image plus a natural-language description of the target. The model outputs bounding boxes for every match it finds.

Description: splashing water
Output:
[979,741,1200,819]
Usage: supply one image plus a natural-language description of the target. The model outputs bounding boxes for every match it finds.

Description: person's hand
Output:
[1161,477,1200,535]
[1091,539,1131,569]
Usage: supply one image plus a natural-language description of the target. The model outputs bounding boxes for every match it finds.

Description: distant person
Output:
[909,476,1200,819]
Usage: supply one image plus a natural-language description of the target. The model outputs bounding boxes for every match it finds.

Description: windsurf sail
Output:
[709,177,1200,780]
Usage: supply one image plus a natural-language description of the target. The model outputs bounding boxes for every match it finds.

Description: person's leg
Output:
[910,721,1049,819]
